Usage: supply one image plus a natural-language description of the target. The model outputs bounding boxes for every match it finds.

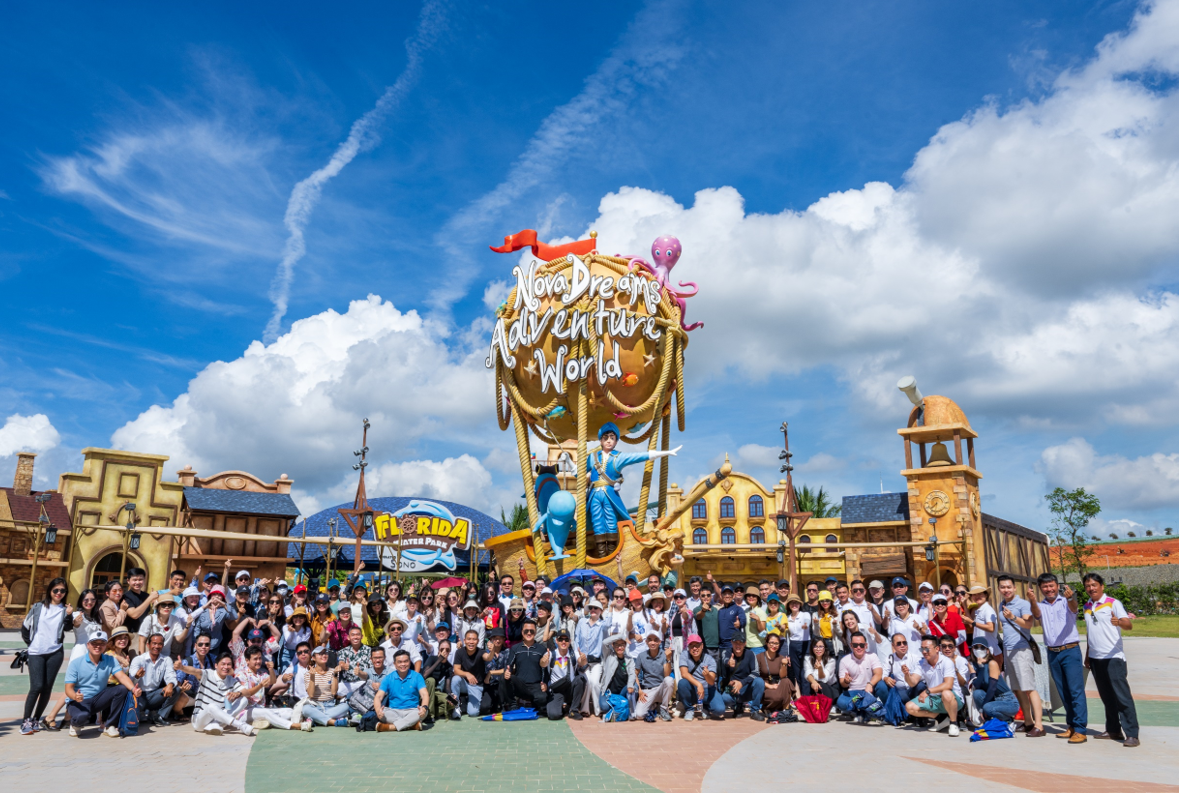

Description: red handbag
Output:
[795,694,833,723]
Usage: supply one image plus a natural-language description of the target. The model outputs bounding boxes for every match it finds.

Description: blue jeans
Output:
[1048,645,1088,731]
[837,688,882,716]
[303,701,349,725]
[874,678,924,703]
[676,678,725,717]
[722,677,765,712]
[973,689,1020,721]
[450,676,483,717]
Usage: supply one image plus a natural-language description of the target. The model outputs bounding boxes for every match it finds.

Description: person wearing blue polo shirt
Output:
[374,649,428,732]
[64,631,139,738]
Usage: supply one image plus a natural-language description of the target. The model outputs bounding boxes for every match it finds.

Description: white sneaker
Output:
[204,723,224,735]
[683,709,694,721]
[239,723,255,736]
[948,724,960,737]
[252,720,271,730]
[852,716,863,724]
[68,725,79,737]
[929,717,949,732]
[300,719,314,732]
[104,725,121,738]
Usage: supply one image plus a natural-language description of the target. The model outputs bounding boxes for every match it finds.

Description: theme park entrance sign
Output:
[374,500,472,573]
[485,253,666,394]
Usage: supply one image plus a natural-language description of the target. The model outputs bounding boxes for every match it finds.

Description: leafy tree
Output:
[500,504,530,533]
[794,485,841,518]
[1166,528,1174,536]
[1127,531,1136,538]
[1146,529,1154,536]
[1045,487,1101,580]
[1109,533,1118,540]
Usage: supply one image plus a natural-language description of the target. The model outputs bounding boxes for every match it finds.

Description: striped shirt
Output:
[308,669,336,702]
[193,668,233,717]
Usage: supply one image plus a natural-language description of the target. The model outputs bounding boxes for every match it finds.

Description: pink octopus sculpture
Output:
[620,235,702,332]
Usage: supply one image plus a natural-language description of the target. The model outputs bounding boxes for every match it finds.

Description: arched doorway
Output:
[87,547,147,589]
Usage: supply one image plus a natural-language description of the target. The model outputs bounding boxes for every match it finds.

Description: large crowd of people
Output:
[17,562,1141,747]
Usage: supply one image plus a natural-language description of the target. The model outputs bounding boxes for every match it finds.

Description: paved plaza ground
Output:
[1,634,1176,793]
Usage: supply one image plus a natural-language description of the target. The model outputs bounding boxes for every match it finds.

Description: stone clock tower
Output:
[897,385,985,588]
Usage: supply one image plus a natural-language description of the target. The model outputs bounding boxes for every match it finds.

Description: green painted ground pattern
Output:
[245,718,657,793]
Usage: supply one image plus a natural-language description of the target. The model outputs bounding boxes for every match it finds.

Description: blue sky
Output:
[1,0,1176,538]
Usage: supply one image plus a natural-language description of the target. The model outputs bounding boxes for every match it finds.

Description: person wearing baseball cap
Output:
[543,628,582,720]
[677,634,724,720]
[633,630,675,722]
[64,629,137,738]
[889,578,919,620]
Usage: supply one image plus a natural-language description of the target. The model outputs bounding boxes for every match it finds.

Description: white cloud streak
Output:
[0,414,61,457]
[264,0,447,341]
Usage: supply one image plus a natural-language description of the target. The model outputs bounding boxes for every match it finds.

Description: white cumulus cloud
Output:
[1039,437,1179,511]
[111,295,494,497]
[0,414,62,457]
[584,0,1177,428]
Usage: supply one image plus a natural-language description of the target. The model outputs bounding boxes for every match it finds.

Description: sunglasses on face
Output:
[806,589,818,594]
[850,642,866,648]
[52,588,67,595]
[851,588,865,593]
[613,595,624,600]
[196,642,211,648]
[522,629,536,635]
[296,650,310,655]
[894,640,907,646]
[955,590,967,596]
[557,637,569,642]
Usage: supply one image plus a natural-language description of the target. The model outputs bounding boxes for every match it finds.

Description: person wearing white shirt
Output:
[380,618,423,671]
[1082,573,1139,747]
[966,585,1001,659]
[904,636,961,736]
[137,597,191,656]
[888,598,926,647]
[875,632,923,703]
[888,578,919,620]
[915,582,935,623]
[131,633,179,725]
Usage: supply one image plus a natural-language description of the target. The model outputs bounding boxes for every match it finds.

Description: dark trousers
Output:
[1089,657,1139,739]
[67,686,128,729]
[502,677,547,711]
[141,687,179,719]
[788,641,809,691]
[481,678,505,714]
[24,648,64,720]
[545,676,585,719]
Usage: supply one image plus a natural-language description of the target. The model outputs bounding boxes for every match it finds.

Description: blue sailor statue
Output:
[586,422,681,558]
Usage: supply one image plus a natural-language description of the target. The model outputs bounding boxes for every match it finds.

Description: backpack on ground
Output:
[602,694,630,723]
[118,692,140,737]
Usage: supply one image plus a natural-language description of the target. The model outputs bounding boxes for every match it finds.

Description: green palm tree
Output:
[500,504,530,532]
[793,485,841,518]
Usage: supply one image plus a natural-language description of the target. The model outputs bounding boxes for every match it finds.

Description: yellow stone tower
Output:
[897,378,984,588]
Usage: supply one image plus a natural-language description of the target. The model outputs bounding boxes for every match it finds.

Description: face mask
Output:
[974,649,989,660]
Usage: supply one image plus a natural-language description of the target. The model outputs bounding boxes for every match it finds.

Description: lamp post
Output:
[23,494,54,612]
[774,422,812,595]
[119,503,137,586]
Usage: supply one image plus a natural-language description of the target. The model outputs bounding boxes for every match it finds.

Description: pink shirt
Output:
[838,652,882,690]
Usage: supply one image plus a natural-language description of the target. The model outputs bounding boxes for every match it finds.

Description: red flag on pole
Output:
[490,229,596,260]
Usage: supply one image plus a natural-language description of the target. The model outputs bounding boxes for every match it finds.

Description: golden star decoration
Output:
[643,352,656,368]
[523,359,538,378]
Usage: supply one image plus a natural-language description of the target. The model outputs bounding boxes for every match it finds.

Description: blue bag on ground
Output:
[482,707,538,721]
[603,694,630,723]
[970,718,1015,742]
[880,686,907,726]
[118,692,140,737]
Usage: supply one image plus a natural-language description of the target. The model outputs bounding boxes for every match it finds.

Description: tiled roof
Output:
[0,488,72,527]
[183,487,300,518]
[290,496,507,567]
[840,493,910,524]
